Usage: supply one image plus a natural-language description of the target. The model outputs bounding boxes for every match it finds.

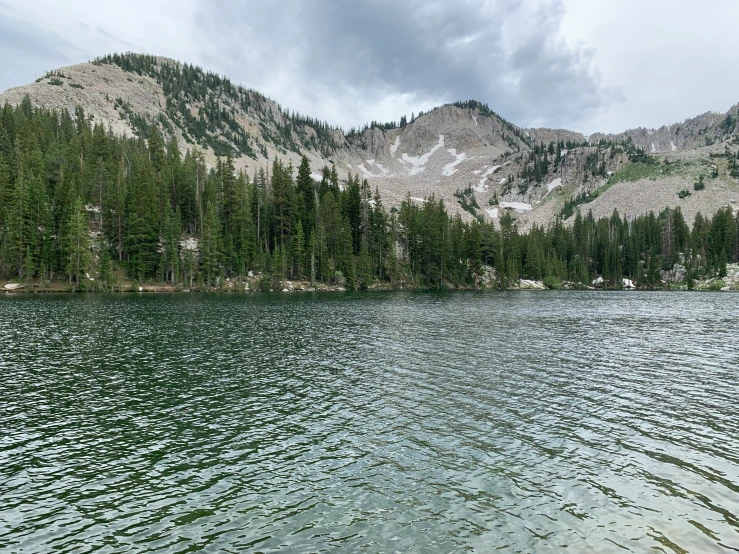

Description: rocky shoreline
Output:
[4,269,739,294]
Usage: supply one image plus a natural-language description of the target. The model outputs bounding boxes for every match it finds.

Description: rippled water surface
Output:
[1,291,738,553]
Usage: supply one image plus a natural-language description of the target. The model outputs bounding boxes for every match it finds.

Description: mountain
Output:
[2,52,738,227]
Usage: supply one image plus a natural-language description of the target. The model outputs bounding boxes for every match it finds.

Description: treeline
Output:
[1,99,738,290]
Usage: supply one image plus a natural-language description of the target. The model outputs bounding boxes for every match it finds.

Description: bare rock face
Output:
[353,126,389,158]
[589,111,732,153]
[526,128,586,146]
[726,264,739,284]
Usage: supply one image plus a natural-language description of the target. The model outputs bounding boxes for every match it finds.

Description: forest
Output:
[1,98,738,291]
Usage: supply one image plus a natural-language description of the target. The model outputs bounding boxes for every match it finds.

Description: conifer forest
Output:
[1,98,738,290]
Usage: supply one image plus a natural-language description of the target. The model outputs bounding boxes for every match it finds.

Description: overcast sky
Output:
[1,0,738,135]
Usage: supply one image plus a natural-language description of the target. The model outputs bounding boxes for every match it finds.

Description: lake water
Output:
[1,291,738,553]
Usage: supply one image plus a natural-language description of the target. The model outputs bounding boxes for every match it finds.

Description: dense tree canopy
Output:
[1,99,737,290]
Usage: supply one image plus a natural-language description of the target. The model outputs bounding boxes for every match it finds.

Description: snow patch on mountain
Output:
[390,136,400,156]
[442,149,467,177]
[374,161,391,176]
[400,135,445,176]
[543,178,563,198]
[357,163,372,177]
[354,159,393,179]
[500,201,532,212]
[475,162,509,192]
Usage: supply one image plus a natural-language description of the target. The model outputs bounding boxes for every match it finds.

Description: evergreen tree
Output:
[343,174,362,253]
[718,248,728,278]
[126,163,159,280]
[161,202,180,284]
[294,219,306,279]
[98,241,113,290]
[200,202,223,286]
[296,156,316,232]
[65,196,91,285]
[358,234,372,289]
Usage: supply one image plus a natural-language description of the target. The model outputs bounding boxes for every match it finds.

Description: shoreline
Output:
[3,279,737,294]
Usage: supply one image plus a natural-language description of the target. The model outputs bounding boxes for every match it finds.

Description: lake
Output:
[1,291,738,552]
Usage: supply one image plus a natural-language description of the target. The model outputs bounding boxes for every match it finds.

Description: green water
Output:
[1,292,738,552]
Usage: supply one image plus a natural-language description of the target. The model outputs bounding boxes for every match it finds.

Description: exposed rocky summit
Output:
[589,105,739,153]
[2,53,739,228]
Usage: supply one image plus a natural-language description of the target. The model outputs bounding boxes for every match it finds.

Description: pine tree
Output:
[524,229,544,280]
[98,241,113,290]
[126,162,160,280]
[161,202,180,284]
[499,211,519,287]
[233,172,255,277]
[294,219,306,279]
[719,248,728,278]
[339,217,355,290]
[4,136,46,279]
[65,196,90,285]
[343,174,362,253]
[296,155,316,232]
[200,202,223,286]
[270,159,296,247]
[329,165,340,198]
[358,234,371,289]
[466,221,483,286]
[183,247,196,289]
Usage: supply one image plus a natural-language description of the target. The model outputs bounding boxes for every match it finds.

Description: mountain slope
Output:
[0,54,350,175]
[2,52,738,227]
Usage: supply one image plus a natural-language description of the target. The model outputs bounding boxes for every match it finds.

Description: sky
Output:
[1,0,738,136]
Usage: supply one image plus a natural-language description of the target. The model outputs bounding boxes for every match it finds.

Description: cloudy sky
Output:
[1,0,738,135]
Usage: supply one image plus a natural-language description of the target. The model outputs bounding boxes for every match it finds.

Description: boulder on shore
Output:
[660,263,687,283]
[519,279,546,290]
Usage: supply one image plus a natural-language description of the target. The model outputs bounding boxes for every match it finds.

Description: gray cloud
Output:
[6,0,737,135]
[0,15,83,91]
[0,1,188,92]
[194,0,617,129]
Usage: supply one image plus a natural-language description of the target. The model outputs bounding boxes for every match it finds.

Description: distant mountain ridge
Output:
[2,52,738,226]
[589,105,739,153]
